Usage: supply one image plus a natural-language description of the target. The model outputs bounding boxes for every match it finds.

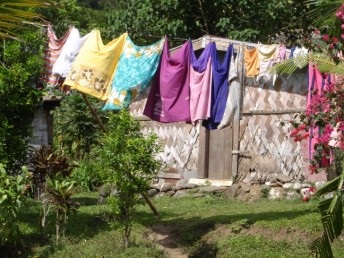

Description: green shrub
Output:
[0,164,31,246]
[98,109,162,247]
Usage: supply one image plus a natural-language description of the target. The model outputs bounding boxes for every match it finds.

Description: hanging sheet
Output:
[63,30,127,100]
[218,44,244,129]
[52,27,90,78]
[202,43,233,130]
[143,38,191,122]
[102,36,164,110]
[189,42,213,124]
[40,25,72,88]
[257,44,277,82]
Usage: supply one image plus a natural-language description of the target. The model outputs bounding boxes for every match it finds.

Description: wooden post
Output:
[231,121,240,180]
[81,93,107,132]
[81,93,160,218]
[198,123,209,178]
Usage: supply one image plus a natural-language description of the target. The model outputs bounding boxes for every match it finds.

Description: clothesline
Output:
[40,24,307,131]
[171,34,292,56]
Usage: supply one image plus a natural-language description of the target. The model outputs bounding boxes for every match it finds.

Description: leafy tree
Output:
[0,29,45,173]
[98,110,162,247]
[100,0,312,46]
[52,93,108,160]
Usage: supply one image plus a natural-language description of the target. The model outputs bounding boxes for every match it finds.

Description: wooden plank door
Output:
[198,124,233,179]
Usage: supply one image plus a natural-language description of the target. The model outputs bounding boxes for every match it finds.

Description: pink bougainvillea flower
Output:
[309,186,316,193]
[336,10,344,19]
[303,196,310,202]
[323,34,330,41]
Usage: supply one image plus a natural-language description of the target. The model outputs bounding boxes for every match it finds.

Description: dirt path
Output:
[149,225,188,258]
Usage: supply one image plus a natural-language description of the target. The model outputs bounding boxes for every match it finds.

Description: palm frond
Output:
[1,0,50,7]
[315,174,343,197]
[0,0,50,39]
[309,232,333,258]
[310,54,344,74]
[306,0,343,35]
[270,52,344,76]
[269,54,310,76]
[309,172,344,257]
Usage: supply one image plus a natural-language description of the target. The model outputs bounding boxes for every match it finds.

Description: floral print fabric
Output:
[103,36,164,110]
[63,30,126,100]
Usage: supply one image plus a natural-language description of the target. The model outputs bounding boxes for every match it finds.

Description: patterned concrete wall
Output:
[129,99,199,172]
[238,73,308,181]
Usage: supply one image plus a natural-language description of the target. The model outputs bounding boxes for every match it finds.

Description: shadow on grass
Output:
[134,206,317,256]
[12,198,112,258]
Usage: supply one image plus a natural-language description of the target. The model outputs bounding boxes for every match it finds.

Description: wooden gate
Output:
[198,124,233,180]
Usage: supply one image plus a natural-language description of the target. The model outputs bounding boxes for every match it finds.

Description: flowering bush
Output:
[300,186,316,202]
[290,5,344,175]
[290,83,344,174]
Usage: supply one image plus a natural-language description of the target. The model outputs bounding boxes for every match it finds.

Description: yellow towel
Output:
[63,30,127,100]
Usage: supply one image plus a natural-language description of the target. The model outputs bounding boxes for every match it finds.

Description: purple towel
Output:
[203,43,233,130]
[143,38,191,122]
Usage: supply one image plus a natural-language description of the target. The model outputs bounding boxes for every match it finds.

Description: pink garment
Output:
[189,43,213,124]
[190,59,212,124]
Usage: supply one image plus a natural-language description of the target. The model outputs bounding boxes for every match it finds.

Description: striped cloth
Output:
[39,25,72,89]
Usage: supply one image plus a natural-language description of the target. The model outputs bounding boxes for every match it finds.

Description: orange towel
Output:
[244,45,259,77]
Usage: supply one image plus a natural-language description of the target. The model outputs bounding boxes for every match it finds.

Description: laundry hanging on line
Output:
[102,35,165,110]
[63,30,127,100]
[40,25,296,130]
[189,41,213,125]
[203,43,233,130]
[218,44,245,129]
[143,38,192,123]
[39,24,72,89]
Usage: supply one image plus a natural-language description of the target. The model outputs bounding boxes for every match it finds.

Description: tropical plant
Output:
[71,156,103,192]
[309,165,344,257]
[0,29,45,173]
[98,109,162,247]
[0,164,32,246]
[270,1,344,257]
[29,145,78,242]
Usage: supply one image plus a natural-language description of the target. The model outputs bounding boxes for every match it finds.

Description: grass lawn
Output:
[4,192,344,257]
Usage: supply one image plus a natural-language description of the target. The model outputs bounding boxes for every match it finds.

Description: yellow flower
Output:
[113,98,120,106]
